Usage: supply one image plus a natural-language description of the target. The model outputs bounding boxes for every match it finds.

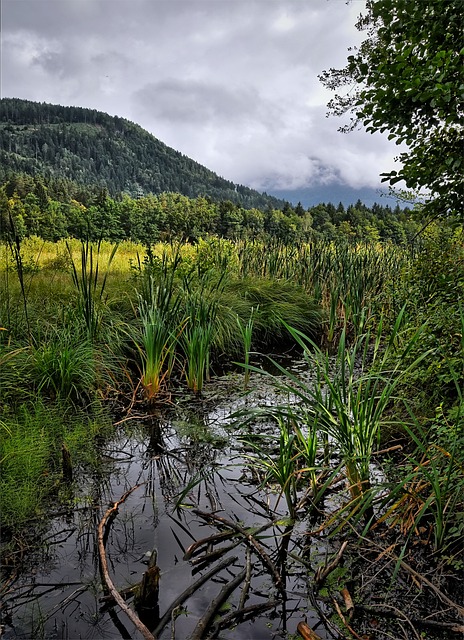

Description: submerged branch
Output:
[153,555,238,637]
[188,568,246,640]
[97,484,155,640]
[192,509,284,592]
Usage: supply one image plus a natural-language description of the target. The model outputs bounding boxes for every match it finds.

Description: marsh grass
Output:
[239,309,429,526]
[135,289,183,401]
[31,325,97,403]
[381,367,464,556]
[67,237,118,339]
[180,278,221,393]
[241,416,299,519]
[0,402,112,529]
[281,312,429,522]
[236,306,257,389]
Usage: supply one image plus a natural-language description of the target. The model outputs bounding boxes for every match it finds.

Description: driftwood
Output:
[192,509,284,591]
[296,621,323,640]
[340,587,354,619]
[188,568,246,640]
[97,484,155,640]
[152,555,238,637]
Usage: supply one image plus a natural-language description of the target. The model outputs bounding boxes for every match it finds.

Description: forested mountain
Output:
[0,98,423,245]
[0,98,286,210]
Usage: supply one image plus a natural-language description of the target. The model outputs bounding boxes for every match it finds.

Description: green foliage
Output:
[67,238,118,339]
[0,403,110,528]
[320,0,464,215]
[390,225,464,413]
[241,417,299,519]
[31,325,97,403]
[134,273,183,401]
[0,98,286,211]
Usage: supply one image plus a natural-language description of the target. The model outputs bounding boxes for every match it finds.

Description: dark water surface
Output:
[2,363,335,640]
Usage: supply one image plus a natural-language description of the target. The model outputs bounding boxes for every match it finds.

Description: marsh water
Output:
[1,356,346,640]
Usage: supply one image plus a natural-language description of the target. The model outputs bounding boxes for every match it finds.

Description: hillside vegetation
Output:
[0,98,286,209]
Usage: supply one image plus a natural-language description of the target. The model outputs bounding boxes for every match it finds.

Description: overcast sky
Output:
[1,0,402,194]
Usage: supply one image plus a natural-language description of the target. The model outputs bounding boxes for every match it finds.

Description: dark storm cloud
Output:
[1,0,402,191]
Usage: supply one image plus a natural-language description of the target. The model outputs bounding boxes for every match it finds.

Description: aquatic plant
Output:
[137,300,178,400]
[241,416,300,519]
[67,237,118,339]
[180,282,219,394]
[236,306,257,389]
[280,310,428,522]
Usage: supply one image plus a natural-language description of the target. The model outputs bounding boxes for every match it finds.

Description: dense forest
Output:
[0,99,423,245]
[1,171,419,245]
[0,98,286,210]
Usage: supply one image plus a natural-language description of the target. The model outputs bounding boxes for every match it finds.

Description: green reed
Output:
[67,237,118,340]
[236,306,257,389]
[241,416,299,519]
[134,273,183,401]
[283,311,428,522]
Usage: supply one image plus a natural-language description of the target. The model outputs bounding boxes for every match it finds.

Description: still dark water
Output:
[2,362,333,640]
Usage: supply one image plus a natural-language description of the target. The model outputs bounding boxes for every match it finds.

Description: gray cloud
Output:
[1,0,401,192]
[133,79,282,128]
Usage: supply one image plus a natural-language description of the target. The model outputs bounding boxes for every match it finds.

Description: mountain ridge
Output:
[0,97,287,210]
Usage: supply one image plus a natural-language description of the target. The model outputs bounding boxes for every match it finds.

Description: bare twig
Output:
[97,484,155,640]
[332,598,368,640]
[314,541,348,587]
[188,568,246,640]
[153,555,238,637]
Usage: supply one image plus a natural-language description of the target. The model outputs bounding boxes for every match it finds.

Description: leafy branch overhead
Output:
[319,0,464,216]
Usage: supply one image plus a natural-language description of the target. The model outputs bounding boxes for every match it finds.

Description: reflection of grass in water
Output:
[173,417,227,448]
[0,402,111,530]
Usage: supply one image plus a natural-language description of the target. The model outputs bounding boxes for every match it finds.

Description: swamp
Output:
[0,232,463,640]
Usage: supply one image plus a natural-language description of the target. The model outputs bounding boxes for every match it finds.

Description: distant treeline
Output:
[1,173,419,244]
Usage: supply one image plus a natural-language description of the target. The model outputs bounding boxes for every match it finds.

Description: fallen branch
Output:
[152,555,238,637]
[184,531,236,560]
[314,541,348,587]
[192,510,284,591]
[238,547,252,610]
[188,568,246,640]
[190,541,241,567]
[97,484,155,640]
[211,599,279,636]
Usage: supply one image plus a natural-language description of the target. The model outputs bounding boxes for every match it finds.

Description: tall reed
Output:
[282,311,428,522]
[236,306,257,389]
[181,284,218,394]
[67,237,118,339]
[134,264,184,401]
